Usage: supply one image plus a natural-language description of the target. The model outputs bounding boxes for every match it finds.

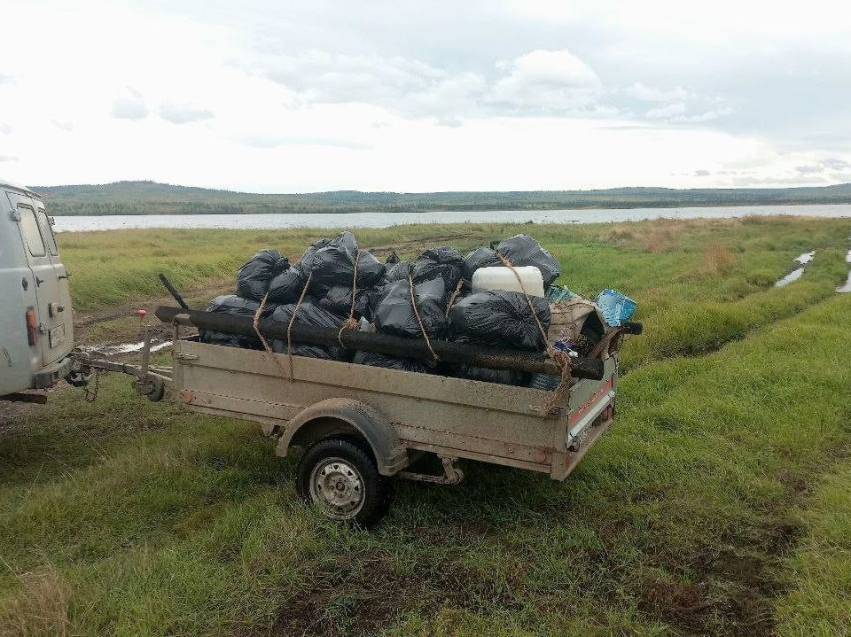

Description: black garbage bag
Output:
[455,365,531,386]
[355,250,386,286]
[268,268,306,304]
[495,235,560,288]
[199,294,274,349]
[385,261,411,282]
[268,302,349,361]
[411,246,464,289]
[463,247,501,281]
[297,237,333,270]
[272,341,343,361]
[364,283,389,322]
[373,278,448,339]
[448,290,550,351]
[353,350,435,374]
[318,285,373,319]
[300,231,385,289]
[236,249,289,301]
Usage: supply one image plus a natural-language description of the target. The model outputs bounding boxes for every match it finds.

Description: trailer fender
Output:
[276,398,408,476]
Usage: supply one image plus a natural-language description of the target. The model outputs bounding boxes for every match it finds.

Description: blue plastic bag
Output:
[596,289,636,326]
[546,285,577,302]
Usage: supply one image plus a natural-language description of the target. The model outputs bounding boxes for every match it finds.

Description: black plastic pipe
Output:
[155,306,606,380]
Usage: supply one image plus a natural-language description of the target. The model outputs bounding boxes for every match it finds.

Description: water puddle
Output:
[795,250,816,265]
[94,340,173,356]
[775,268,805,287]
[775,251,816,288]
[837,249,851,293]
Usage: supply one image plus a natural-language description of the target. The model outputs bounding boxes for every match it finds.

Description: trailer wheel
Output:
[296,437,391,527]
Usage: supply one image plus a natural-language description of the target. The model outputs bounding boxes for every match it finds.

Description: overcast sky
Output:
[2,0,850,192]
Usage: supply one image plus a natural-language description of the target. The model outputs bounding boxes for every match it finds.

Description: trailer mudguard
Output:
[275,397,409,476]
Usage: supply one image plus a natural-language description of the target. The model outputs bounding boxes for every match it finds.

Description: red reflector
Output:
[26,310,37,346]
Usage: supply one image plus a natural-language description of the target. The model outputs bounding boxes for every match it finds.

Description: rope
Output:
[408,272,439,362]
[445,278,466,317]
[337,248,360,347]
[495,253,552,356]
[495,251,571,418]
[252,292,292,383]
[287,271,313,380]
[537,349,572,418]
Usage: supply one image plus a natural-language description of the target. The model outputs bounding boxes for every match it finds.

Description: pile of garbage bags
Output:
[199,231,634,387]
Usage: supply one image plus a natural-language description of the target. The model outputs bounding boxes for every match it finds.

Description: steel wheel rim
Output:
[309,456,365,520]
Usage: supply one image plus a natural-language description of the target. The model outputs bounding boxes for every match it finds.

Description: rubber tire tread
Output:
[296,438,392,528]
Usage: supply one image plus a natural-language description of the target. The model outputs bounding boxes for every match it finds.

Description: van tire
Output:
[296,437,391,528]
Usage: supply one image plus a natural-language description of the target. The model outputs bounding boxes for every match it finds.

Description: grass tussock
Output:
[703,243,736,274]
[0,565,68,637]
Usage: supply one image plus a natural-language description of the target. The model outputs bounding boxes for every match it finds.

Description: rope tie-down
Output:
[252,270,315,382]
[495,252,571,418]
[445,277,466,318]
[337,248,361,347]
[408,272,440,362]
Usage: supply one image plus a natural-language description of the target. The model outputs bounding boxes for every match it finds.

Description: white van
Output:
[1,180,74,398]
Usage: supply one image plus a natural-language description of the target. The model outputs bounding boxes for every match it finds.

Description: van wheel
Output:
[296,438,391,527]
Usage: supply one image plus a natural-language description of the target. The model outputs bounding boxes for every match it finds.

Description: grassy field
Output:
[1,216,850,636]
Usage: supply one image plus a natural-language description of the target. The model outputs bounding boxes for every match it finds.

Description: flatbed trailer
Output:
[71,306,634,526]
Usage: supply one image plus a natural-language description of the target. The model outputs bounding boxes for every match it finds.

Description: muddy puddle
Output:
[91,340,173,356]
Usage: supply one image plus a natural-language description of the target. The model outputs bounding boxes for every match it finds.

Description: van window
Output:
[36,209,59,256]
[19,206,46,257]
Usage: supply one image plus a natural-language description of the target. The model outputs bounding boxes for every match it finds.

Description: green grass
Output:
[2,217,850,635]
[775,460,851,636]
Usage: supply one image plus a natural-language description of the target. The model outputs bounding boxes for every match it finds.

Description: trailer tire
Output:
[296,437,392,528]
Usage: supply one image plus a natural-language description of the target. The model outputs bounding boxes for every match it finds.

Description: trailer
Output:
[71,302,637,526]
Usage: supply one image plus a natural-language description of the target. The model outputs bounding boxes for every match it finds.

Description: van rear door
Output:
[34,199,73,360]
[7,191,70,367]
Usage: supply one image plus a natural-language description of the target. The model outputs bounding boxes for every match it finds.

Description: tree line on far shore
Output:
[35,180,851,215]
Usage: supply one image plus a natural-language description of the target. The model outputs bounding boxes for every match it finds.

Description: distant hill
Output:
[32,180,851,216]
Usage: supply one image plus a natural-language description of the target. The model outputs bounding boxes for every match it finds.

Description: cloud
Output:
[625,83,691,102]
[795,164,824,174]
[257,48,606,118]
[490,49,601,110]
[0,74,13,85]
[733,174,830,187]
[822,158,851,170]
[694,169,711,177]
[238,134,370,150]
[160,102,214,124]
[645,102,688,119]
[0,124,11,135]
[257,51,486,119]
[671,107,734,123]
[262,51,445,104]
[52,119,73,131]
[0,154,18,162]
[645,103,732,123]
[111,88,148,120]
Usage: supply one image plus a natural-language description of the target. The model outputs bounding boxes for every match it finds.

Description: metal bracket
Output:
[399,456,464,485]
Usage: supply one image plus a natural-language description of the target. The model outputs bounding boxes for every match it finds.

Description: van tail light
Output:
[26,310,37,346]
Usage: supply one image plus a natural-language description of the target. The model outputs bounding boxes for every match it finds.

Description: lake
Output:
[52,203,851,232]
